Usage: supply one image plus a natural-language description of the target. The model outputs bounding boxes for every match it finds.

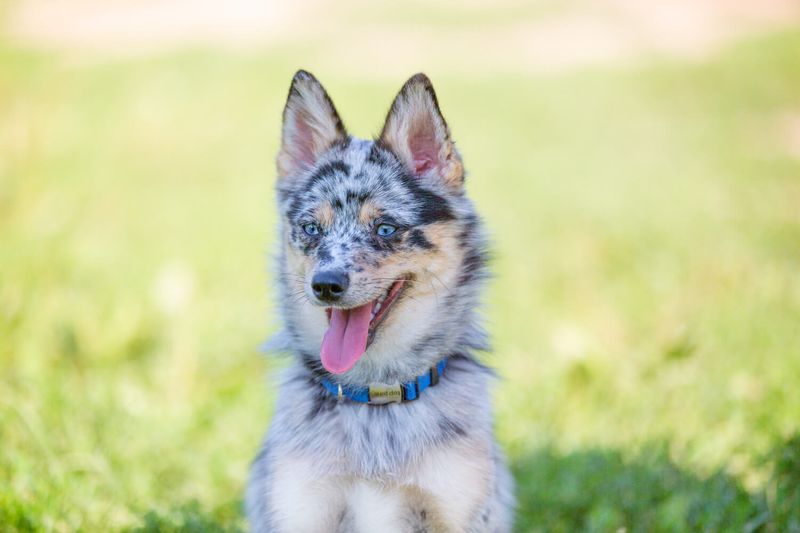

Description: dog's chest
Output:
[271,371,489,478]
[268,434,493,532]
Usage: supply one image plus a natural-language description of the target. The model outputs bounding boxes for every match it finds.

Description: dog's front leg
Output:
[258,453,347,532]
[344,480,409,533]
[413,439,495,532]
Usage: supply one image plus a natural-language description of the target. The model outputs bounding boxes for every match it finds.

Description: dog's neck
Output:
[278,308,489,388]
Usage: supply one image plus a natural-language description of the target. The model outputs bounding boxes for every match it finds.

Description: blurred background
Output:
[2,0,800,531]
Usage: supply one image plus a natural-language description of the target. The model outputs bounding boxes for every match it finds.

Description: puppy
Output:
[246,71,514,532]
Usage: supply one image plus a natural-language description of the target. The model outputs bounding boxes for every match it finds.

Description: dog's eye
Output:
[302,223,320,236]
[376,223,397,237]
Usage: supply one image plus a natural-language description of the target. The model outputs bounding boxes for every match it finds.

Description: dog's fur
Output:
[246,71,514,532]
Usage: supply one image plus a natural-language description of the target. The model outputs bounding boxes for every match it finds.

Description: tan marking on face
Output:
[348,221,464,301]
[418,223,454,250]
[314,203,335,227]
[394,222,463,274]
[358,200,382,225]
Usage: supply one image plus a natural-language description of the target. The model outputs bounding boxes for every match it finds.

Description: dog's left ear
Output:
[379,74,463,191]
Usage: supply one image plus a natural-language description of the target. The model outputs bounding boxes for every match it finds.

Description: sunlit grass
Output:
[1,28,799,532]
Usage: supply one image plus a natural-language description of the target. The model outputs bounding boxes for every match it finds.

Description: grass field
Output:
[2,12,800,532]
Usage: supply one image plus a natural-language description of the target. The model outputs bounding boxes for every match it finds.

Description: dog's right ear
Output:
[277,70,347,179]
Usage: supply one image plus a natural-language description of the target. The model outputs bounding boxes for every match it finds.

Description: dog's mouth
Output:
[320,278,407,375]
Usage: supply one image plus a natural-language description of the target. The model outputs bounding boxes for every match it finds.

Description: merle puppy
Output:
[246,71,514,532]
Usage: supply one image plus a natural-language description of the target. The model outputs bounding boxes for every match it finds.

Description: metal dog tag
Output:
[368,383,403,404]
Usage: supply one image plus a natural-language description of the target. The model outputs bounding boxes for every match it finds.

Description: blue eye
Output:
[376,223,398,237]
[302,223,320,236]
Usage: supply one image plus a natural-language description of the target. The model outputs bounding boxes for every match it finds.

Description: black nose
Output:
[311,271,349,302]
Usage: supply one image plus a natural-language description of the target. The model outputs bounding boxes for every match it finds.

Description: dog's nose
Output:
[311,270,349,303]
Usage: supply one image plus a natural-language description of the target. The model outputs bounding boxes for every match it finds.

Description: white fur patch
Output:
[347,481,407,532]
[412,439,494,531]
[266,441,495,532]
[269,454,346,532]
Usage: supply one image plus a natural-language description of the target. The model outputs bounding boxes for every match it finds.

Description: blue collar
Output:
[321,358,447,405]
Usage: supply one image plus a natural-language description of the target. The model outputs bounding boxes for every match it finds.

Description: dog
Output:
[246,70,514,532]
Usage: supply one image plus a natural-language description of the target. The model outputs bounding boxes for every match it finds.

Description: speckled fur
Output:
[247,71,514,532]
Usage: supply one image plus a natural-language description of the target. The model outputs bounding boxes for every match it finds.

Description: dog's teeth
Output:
[370,283,398,322]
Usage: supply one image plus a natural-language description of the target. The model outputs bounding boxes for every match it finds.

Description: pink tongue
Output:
[320,302,373,374]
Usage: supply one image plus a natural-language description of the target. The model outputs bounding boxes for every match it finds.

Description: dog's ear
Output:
[379,74,463,191]
[277,70,347,179]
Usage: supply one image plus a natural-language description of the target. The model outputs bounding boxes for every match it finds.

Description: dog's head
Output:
[274,71,487,384]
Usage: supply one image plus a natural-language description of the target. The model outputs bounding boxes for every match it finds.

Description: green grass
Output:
[1,24,800,532]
